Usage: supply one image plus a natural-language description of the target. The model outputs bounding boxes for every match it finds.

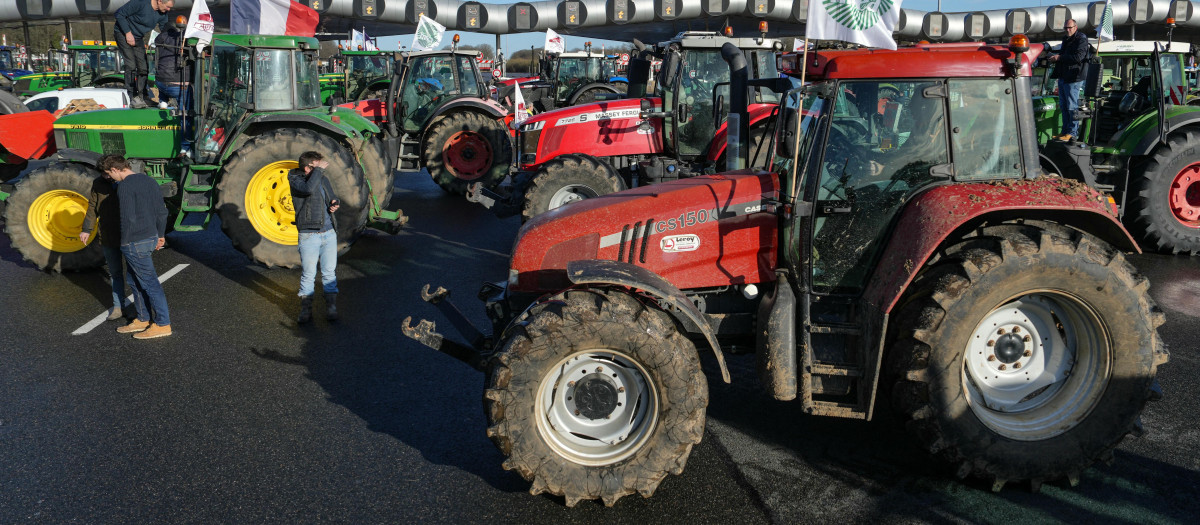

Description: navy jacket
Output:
[154,28,189,84]
[1056,32,1090,83]
[114,0,169,39]
[117,172,168,245]
[288,167,340,232]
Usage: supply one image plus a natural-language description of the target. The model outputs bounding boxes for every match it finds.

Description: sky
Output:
[375,1,1066,57]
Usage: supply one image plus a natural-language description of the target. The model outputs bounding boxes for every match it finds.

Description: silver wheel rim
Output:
[535,350,659,466]
[548,184,599,209]
[962,292,1111,441]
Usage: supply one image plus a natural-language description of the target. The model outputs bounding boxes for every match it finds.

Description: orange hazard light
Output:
[1009,34,1030,53]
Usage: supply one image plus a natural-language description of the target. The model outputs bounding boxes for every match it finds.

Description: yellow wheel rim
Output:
[27,189,93,253]
[244,160,299,246]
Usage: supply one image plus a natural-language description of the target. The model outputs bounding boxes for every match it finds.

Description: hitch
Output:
[400,284,493,372]
[466,182,522,218]
[367,208,409,234]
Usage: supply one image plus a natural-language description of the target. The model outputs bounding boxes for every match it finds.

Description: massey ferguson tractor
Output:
[0,34,404,271]
[474,30,783,221]
[402,39,1169,506]
[1037,38,1200,255]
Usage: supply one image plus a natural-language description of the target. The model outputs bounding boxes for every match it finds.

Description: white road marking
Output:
[72,263,189,335]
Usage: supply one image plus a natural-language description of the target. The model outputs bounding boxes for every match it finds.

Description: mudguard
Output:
[566,259,731,383]
[1128,110,1200,157]
[430,97,508,123]
[47,148,102,166]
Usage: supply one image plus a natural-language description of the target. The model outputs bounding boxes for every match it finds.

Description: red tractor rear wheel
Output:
[422,111,511,194]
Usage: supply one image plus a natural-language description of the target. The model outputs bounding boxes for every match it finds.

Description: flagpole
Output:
[789,36,811,202]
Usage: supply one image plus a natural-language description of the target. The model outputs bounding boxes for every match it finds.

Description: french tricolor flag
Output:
[231,0,320,37]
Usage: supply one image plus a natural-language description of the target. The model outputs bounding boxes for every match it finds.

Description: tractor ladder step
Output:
[809,363,863,377]
[808,323,861,335]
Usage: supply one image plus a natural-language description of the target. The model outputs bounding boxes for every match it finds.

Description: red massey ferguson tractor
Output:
[403,40,1170,505]
[470,31,783,221]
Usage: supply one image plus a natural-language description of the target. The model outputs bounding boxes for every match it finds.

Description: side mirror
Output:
[775,107,799,159]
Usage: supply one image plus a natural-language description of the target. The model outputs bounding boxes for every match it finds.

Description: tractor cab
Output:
[0,47,33,84]
[71,45,124,88]
[545,51,625,103]
[194,36,325,162]
[654,31,781,160]
[322,49,394,105]
[13,44,125,97]
[390,50,486,133]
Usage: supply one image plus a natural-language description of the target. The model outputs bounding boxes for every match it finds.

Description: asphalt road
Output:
[1,171,1197,523]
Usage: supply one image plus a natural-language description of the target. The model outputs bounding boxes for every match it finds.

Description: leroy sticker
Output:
[661,234,700,253]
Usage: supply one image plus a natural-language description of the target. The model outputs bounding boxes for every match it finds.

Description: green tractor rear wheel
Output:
[361,137,395,208]
[216,128,369,268]
[0,90,28,115]
[3,163,104,271]
[422,111,511,194]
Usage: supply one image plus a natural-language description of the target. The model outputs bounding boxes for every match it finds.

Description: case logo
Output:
[661,234,700,253]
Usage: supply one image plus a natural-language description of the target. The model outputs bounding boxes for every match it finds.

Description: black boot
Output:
[325,293,338,321]
[297,295,313,324]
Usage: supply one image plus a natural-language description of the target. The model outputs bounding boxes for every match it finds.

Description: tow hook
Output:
[466,182,522,218]
[401,284,491,372]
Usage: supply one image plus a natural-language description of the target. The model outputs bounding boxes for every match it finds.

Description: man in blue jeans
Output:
[1050,18,1089,141]
[97,154,173,339]
[288,151,341,324]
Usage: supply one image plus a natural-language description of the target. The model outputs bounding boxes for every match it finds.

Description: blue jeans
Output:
[121,237,171,326]
[298,229,338,297]
[1058,78,1085,136]
[102,245,127,310]
[156,82,193,146]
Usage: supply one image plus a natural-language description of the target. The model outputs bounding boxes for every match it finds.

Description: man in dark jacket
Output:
[154,17,192,150]
[114,0,174,108]
[288,151,341,324]
[79,171,126,322]
[97,154,173,339]
[1050,18,1089,141]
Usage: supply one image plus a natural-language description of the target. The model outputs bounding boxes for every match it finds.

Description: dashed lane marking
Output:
[72,263,190,335]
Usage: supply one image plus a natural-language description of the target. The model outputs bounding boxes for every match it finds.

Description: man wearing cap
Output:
[1050,18,1089,142]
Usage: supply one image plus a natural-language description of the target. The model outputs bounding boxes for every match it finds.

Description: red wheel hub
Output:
[442,131,494,181]
[1169,163,1200,228]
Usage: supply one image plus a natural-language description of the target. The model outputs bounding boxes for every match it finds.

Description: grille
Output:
[68,131,89,149]
[14,77,31,93]
[99,133,126,155]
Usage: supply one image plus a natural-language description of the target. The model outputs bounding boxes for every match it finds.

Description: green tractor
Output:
[11,43,134,97]
[0,34,404,271]
[1037,39,1200,254]
[382,48,512,194]
[320,49,394,105]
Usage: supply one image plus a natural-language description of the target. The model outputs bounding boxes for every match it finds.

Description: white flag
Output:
[545,29,565,54]
[1098,0,1114,43]
[352,29,364,49]
[411,15,445,51]
[184,0,215,53]
[512,80,529,125]
[806,0,902,50]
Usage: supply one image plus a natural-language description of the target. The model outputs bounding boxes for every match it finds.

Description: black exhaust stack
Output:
[721,42,749,171]
[626,38,653,99]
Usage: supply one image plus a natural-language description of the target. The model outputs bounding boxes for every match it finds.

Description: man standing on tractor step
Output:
[114,0,174,108]
[97,154,173,339]
[1050,18,1089,142]
[288,151,341,324]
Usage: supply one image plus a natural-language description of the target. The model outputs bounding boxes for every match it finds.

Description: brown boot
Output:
[117,319,150,334]
[133,323,172,339]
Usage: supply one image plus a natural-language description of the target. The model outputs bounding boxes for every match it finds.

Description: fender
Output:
[46,148,103,167]
[567,82,620,105]
[429,96,508,124]
[565,259,731,383]
[1128,111,1200,157]
[863,178,1139,317]
[223,113,376,161]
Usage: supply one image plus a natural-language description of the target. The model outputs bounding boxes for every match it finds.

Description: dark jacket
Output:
[1056,31,1090,83]
[114,0,169,39]
[288,167,339,232]
[82,176,122,248]
[117,172,169,245]
[154,27,189,84]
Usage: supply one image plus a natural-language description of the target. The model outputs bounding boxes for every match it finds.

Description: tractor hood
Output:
[518,97,662,170]
[53,107,182,159]
[508,171,780,293]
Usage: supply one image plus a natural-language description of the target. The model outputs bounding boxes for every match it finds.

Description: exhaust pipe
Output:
[721,42,749,171]
[626,38,652,99]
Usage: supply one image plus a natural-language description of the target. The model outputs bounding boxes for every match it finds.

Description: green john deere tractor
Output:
[11,43,137,98]
[320,49,394,105]
[1038,40,1200,255]
[0,34,404,272]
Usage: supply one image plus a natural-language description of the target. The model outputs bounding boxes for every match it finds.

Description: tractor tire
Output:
[521,154,625,221]
[422,111,511,194]
[216,128,369,268]
[3,163,104,271]
[485,288,707,507]
[890,221,1166,488]
[1128,130,1200,255]
[0,89,28,115]
[360,137,395,208]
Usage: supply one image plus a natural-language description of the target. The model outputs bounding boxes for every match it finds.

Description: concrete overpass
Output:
[2,1,1200,46]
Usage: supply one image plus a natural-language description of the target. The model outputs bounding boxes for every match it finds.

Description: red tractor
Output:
[404,40,1169,505]
[471,31,784,221]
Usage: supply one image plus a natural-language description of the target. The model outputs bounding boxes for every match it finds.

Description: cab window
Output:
[948,79,1021,180]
